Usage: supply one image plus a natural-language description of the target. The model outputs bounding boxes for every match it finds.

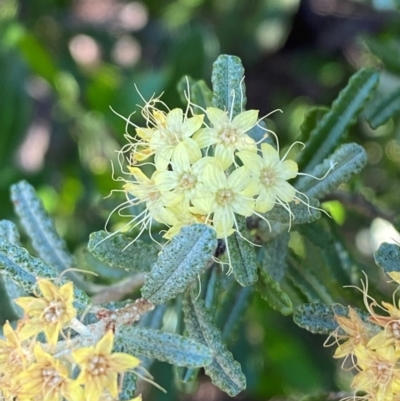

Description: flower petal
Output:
[206,107,229,128]
[214,144,233,170]
[232,110,258,132]
[260,143,280,165]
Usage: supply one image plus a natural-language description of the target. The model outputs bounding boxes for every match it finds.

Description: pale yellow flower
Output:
[332,307,371,360]
[18,343,84,401]
[191,164,254,238]
[123,166,178,227]
[134,108,204,170]
[237,143,298,213]
[154,141,203,208]
[194,107,258,170]
[72,331,140,401]
[352,345,400,400]
[15,279,76,346]
[0,321,31,372]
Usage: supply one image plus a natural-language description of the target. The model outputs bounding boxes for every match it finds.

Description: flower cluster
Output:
[327,272,400,401]
[0,278,142,401]
[115,95,311,267]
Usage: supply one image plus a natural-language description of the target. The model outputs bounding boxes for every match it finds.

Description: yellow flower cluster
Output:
[0,278,141,401]
[116,95,307,258]
[327,272,400,401]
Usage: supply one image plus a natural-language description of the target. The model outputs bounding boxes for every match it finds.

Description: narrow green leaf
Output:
[298,106,329,142]
[183,293,246,396]
[227,217,258,287]
[10,181,76,274]
[202,266,221,310]
[297,68,379,172]
[257,268,292,315]
[287,252,335,305]
[211,55,246,116]
[256,198,321,242]
[365,87,400,129]
[261,232,290,283]
[296,143,367,199]
[141,224,217,304]
[374,242,400,274]
[219,285,253,340]
[0,220,21,245]
[0,237,90,309]
[293,303,377,335]
[88,230,158,273]
[116,326,213,368]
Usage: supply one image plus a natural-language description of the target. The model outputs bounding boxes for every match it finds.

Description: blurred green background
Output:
[2,0,400,399]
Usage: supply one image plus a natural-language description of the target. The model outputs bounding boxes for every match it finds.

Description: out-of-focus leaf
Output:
[141,224,217,304]
[228,217,258,287]
[0,47,32,170]
[212,54,246,116]
[257,268,292,315]
[219,285,253,340]
[296,143,367,199]
[364,36,400,75]
[0,237,90,310]
[88,231,158,273]
[261,232,290,283]
[297,68,379,172]
[17,32,58,84]
[183,293,246,396]
[374,242,400,274]
[287,252,334,304]
[298,106,329,142]
[177,77,213,111]
[116,326,213,368]
[0,220,20,245]
[364,87,400,129]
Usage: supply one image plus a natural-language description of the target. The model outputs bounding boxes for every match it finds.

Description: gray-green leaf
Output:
[374,242,400,274]
[141,224,217,304]
[293,303,378,335]
[183,293,246,396]
[11,180,76,274]
[296,143,368,199]
[0,220,21,246]
[256,198,321,242]
[227,217,258,287]
[88,230,158,273]
[211,54,246,117]
[116,326,213,368]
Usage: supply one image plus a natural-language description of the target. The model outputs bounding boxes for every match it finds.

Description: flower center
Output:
[179,172,197,189]
[44,301,66,323]
[88,355,108,376]
[375,361,391,383]
[390,321,400,339]
[42,367,63,387]
[260,168,276,188]
[220,127,238,145]
[216,189,234,206]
